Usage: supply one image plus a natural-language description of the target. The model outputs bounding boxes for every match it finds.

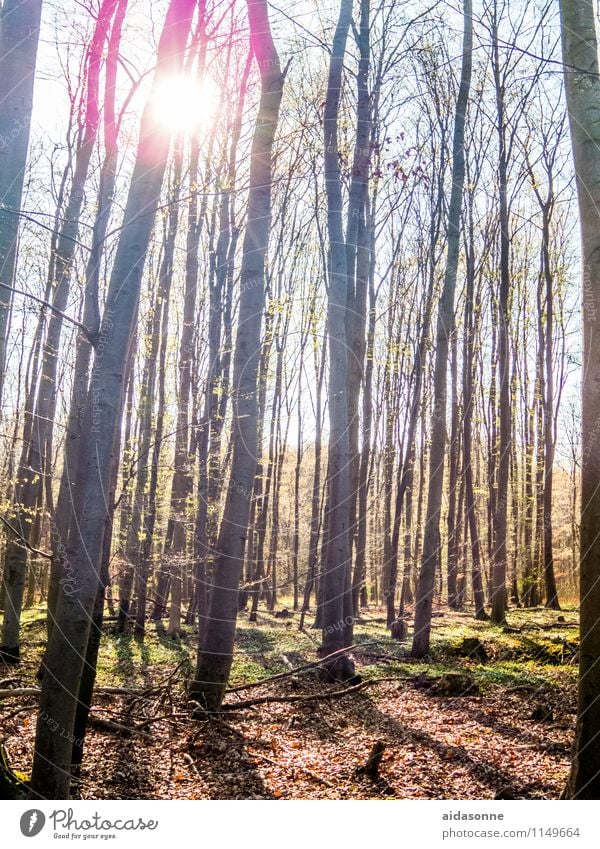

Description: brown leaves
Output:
[0,651,573,800]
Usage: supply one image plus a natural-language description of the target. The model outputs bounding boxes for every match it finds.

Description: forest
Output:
[0,0,599,802]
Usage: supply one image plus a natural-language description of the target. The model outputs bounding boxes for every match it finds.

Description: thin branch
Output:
[0,283,97,346]
[0,515,52,560]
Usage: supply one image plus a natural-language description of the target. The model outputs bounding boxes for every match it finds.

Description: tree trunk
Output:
[30,0,196,799]
[48,0,126,644]
[319,0,356,681]
[490,8,510,625]
[1,0,118,659]
[190,0,284,711]
[412,0,472,658]
[0,0,42,403]
[559,0,600,799]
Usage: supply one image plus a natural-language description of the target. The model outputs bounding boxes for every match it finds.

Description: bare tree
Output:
[0,0,43,404]
[190,0,285,711]
[412,0,473,657]
[30,0,197,799]
[559,0,600,800]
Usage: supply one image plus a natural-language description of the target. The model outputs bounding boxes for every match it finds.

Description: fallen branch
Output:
[87,714,151,738]
[188,706,247,739]
[22,618,49,629]
[0,685,151,701]
[96,686,151,697]
[0,688,40,699]
[226,642,380,695]
[222,678,399,711]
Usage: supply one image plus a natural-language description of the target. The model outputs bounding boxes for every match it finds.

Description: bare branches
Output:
[0,283,97,346]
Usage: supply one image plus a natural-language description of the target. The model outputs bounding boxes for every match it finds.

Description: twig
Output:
[0,685,153,701]
[0,515,52,560]
[183,753,201,779]
[0,706,35,723]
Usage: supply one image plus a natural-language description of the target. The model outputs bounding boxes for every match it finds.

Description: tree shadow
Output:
[184,723,276,799]
[353,693,544,798]
[458,697,572,758]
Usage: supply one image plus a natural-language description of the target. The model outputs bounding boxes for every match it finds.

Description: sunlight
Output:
[150,74,219,133]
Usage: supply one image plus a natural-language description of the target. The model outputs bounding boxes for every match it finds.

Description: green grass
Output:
[3,602,579,696]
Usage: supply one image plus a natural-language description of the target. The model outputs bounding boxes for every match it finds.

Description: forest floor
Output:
[0,605,578,800]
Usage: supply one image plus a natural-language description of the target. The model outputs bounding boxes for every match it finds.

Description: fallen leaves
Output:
[0,625,575,800]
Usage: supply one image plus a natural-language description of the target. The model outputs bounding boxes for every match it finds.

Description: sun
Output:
[151,74,219,133]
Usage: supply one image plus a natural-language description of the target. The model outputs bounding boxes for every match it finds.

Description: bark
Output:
[30,0,196,799]
[412,0,472,658]
[0,0,42,403]
[319,0,356,680]
[490,9,510,625]
[190,0,284,711]
[559,0,600,800]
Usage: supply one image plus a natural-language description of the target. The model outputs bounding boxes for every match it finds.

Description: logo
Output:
[20,810,46,838]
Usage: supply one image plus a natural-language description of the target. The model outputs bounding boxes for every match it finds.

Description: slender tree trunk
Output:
[1,0,118,659]
[447,326,461,609]
[559,0,600,799]
[345,0,371,585]
[412,0,472,657]
[30,0,196,799]
[0,0,42,403]
[463,215,487,620]
[190,0,284,711]
[352,269,376,613]
[490,10,511,625]
[299,327,325,629]
[49,0,126,643]
[541,204,560,609]
[319,0,356,680]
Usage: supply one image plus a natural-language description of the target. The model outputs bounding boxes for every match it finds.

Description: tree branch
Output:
[0,515,52,560]
[0,282,97,346]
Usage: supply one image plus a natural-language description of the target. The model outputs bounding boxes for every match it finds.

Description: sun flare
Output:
[151,74,219,133]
